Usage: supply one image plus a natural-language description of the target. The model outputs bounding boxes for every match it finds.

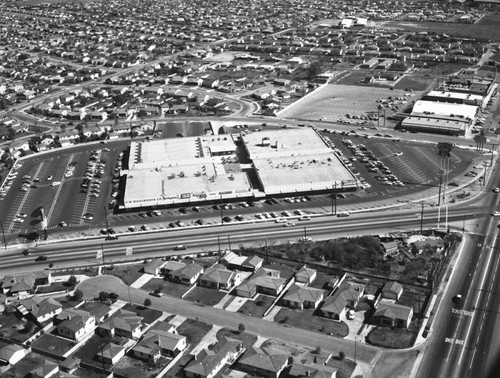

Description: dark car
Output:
[35,255,47,262]
[22,249,32,256]
[452,294,463,306]
[173,245,187,251]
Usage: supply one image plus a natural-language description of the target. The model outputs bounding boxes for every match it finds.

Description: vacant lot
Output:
[274,307,349,338]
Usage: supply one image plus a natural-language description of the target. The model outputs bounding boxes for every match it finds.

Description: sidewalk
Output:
[130,273,154,289]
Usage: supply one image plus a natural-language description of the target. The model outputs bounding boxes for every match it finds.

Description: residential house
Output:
[97,343,126,365]
[29,360,59,378]
[162,260,188,275]
[144,258,167,275]
[97,309,144,340]
[372,302,413,328]
[237,348,290,378]
[0,344,26,365]
[0,270,51,296]
[319,282,364,321]
[380,241,399,257]
[199,266,243,290]
[169,261,204,285]
[412,238,445,255]
[56,309,95,342]
[281,285,324,310]
[132,329,187,362]
[59,357,81,374]
[184,337,244,378]
[295,266,317,285]
[17,295,63,323]
[221,252,263,272]
[236,268,285,298]
[381,281,404,301]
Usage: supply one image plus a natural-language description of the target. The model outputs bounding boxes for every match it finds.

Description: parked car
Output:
[35,255,47,262]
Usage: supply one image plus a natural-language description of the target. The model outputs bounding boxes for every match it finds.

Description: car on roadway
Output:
[82,213,93,221]
[149,291,163,297]
[35,255,48,262]
[491,211,500,217]
[59,221,68,227]
[337,212,351,217]
[174,245,187,251]
[22,249,32,256]
[452,294,463,306]
[494,187,500,193]
[283,221,295,227]
[299,215,311,221]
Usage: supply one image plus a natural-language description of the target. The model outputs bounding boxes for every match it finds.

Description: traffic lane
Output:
[77,275,379,364]
[0,208,487,276]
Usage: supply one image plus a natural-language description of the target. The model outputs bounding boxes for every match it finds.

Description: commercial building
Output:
[121,128,357,209]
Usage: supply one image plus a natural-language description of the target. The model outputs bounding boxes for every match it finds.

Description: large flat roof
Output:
[242,128,331,159]
[412,100,478,120]
[253,154,357,195]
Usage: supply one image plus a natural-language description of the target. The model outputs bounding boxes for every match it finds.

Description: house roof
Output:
[101,343,124,359]
[283,284,324,304]
[145,258,166,271]
[374,302,413,320]
[296,266,316,281]
[252,274,286,290]
[382,281,403,297]
[322,282,364,314]
[174,262,204,279]
[101,310,143,333]
[30,360,59,378]
[184,337,242,377]
[0,344,25,362]
[239,350,289,373]
[201,267,235,284]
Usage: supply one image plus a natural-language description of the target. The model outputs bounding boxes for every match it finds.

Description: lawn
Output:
[55,295,84,309]
[121,303,163,324]
[366,326,417,349]
[393,74,434,91]
[236,294,274,318]
[182,286,227,306]
[141,278,191,298]
[105,263,145,285]
[274,308,349,338]
[32,334,76,357]
[326,356,357,378]
[176,318,213,346]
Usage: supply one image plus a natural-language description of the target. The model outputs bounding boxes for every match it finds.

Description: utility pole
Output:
[103,206,110,238]
[217,235,221,254]
[437,170,443,207]
[0,221,6,250]
[220,195,224,226]
[420,202,424,232]
[227,235,232,251]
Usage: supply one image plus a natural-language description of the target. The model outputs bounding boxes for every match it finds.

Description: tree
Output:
[238,323,245,333]
[338,351,345,360]
[144,298,152,308]
[99,291,110,302]
[68,275,78,286]
[73,289,83,301]
[314,346,322,354]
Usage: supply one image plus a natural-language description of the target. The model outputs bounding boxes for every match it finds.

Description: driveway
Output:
[77,275,379,365]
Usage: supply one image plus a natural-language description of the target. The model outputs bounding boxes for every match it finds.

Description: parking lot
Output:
[0,129,481,244]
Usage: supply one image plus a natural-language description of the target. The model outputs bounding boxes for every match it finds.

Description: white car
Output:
[492,211,500,217]
[494,187,500,194]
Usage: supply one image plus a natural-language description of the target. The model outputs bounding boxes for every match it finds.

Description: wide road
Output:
[417,179,500,377]
[0,204,488,275]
